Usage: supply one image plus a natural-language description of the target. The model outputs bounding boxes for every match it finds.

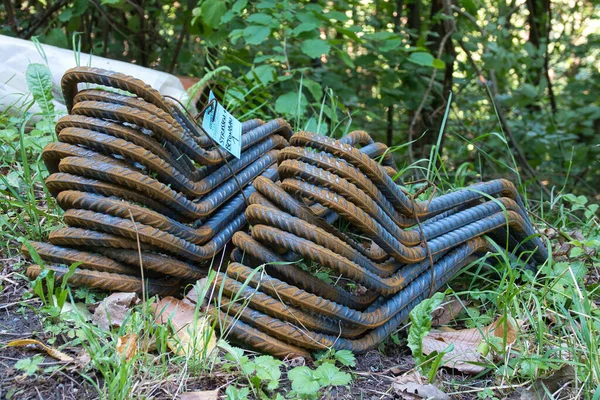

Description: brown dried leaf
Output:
[422,318,517,374]
[7,339,74,362]
[92,292,139,330]
[431,297,465,327]
[116,333,138,361]
[183,278,210,308]
[520,365,576,400]
[154,296,216,357]
[393,372,450,400]
[179,389,220,400]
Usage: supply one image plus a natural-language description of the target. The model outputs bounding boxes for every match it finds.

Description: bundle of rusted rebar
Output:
[21,67,546,359]
[24,66,291,295]
[216,131,548,358]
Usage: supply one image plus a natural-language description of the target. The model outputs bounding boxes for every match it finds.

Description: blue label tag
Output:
[202,91,242,159]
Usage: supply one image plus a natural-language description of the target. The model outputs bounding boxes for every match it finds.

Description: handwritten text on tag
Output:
[202,91,242,159]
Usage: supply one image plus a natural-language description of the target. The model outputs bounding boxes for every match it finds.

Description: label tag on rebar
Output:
[202,91,242,159]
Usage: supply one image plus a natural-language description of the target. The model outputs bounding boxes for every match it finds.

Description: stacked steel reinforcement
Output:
[216,131,548,358]
[23,66,292,296]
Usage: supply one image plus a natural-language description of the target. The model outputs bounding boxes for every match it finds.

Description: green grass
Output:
[0,62,599,400]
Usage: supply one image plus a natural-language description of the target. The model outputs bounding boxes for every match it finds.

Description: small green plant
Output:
[314,348,356,368]
[407,291,455,381]
[287,362,352,399]
[221,341,283,397]
[14,355,44,376]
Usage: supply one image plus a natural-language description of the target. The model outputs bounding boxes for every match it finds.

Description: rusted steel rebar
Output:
[25,66,290,293]
[215,130,547,358]
[22,66,546,360]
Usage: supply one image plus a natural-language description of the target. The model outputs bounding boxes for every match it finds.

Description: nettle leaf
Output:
[288,366,322,395]
[26,63,55,115]
[408,52,445,69]
[243,25,271,45]
[301,39,331,59]
[334,349,356,367]
[275,92,308,116]
[407,292,445,370]
[314,363,352,386]
[200,0,227,28]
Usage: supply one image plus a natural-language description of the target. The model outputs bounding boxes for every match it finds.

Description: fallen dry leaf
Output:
[431,297,465,327]
[73,348,91,369]
[422,318,517,374]
[116,333,138,361]
[7,339,74,362]
[92,292,139,330]
[393,371,450,400]
[183,277,211,308]
[154,296,216,358]
[179,389,220,400]
[519,365,576,400]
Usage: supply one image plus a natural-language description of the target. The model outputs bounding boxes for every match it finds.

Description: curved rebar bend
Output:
[218,240,482,353]
[26,66,289,294]
[26,265,179,296]
[215,129,547,358]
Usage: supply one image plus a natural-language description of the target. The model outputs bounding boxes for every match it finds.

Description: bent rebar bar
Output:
[24,66,291,294]
[215,131,547,358]
[21,67,546,359]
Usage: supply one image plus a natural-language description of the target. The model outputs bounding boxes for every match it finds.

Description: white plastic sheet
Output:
[0,34,188,121]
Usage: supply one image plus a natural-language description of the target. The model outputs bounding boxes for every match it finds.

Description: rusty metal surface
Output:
[215,130,547,358]
[24,66,287,294]
[22,66,547,361]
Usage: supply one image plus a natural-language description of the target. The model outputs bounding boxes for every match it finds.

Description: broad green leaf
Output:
[253,355,282,390]
[232,0,247,13]
[275,92,307,116]
[288,366,322,395]
[225,385,250,400]
[26,63,55,115]
[407,292,445,371]
[338,50,355,68]
[334,349,356,367]
[304,117,328,135]
[247,13,272,26]
[301,39,331,59]
[303,78,322,101]
[58,8,73,22]
[247,64,275,85]
[200,0,227,28]
[325,10,349,21]
[15,355,44,375]
[408,52,444,69]
[243,25,271,45]
[433,59,446,69]
[292,22,318,36]
[42,27,68,48]
[314,362,352,386]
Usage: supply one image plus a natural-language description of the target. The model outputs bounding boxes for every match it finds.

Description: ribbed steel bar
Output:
[23,66,547,358]
[24,66,289,294]
[217,130,547,358]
